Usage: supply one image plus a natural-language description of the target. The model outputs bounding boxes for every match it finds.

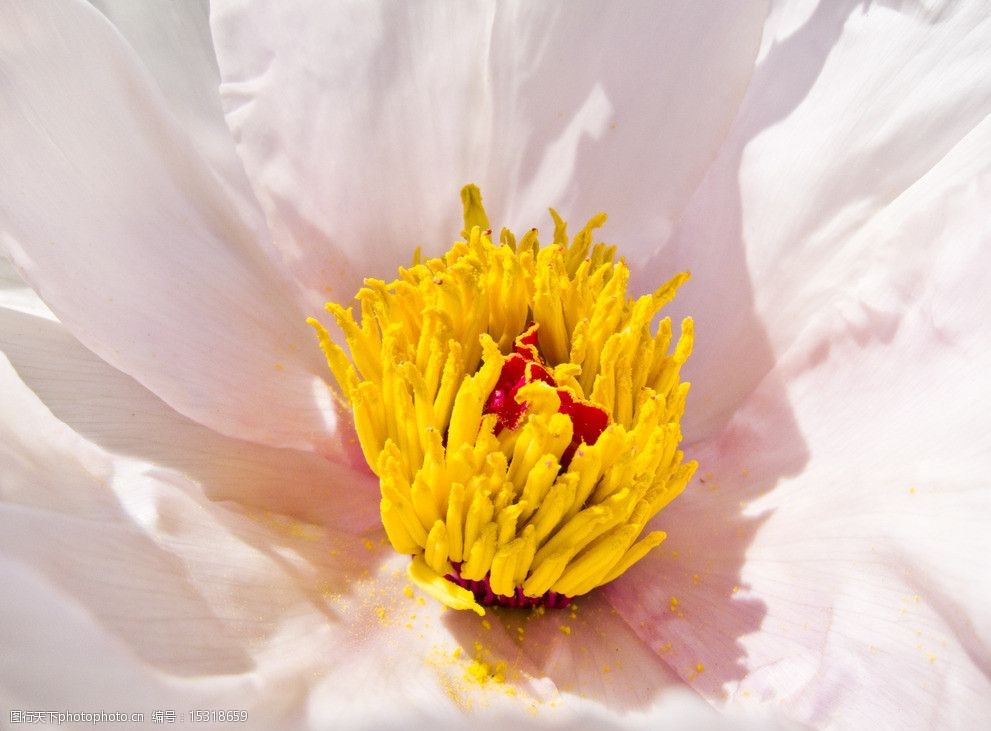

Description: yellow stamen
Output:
[310,185,697,612]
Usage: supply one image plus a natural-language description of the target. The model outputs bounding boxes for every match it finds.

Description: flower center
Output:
[483,323,608,469]
[308,185,696,616]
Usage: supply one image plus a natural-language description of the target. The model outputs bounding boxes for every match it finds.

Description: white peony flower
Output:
[2,1,989,729]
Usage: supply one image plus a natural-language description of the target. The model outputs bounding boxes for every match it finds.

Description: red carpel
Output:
[483,324,607,467]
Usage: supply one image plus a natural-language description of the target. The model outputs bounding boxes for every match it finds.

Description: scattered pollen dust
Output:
[247,511,325,542]
[380,583,576,718]
[361,572,660,720]
[423,637,525,714]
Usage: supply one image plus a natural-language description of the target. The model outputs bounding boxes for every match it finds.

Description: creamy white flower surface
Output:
[1,1,990,729]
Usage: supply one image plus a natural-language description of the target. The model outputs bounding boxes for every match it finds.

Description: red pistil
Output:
[452,325,607,608]
[483,324,607,466]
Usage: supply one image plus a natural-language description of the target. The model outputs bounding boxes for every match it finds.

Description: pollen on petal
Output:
[310,184,696,612]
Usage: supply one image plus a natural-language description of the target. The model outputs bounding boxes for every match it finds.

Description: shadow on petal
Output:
[634,0,869,442]
[605,370,808,701]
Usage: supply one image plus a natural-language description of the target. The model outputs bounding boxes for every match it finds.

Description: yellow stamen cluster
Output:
[308,185,697,615]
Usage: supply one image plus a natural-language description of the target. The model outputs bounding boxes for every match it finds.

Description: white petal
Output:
[87,0,260,213]
[0,0,340,455]
[0,288,378,531]
[209,0,766,310]
[0,354,777,730]
[1,249,54,320]
[608,166,991,727]
[649,1,991,438]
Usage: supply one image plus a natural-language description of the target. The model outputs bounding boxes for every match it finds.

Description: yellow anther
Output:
[408,555,484,616]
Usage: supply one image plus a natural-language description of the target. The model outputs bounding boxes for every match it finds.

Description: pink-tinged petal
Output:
[209,0,766,310]
[87,0,262,218]
[0,355,780,729]
[0,278,378,531]
[0,0,341,455]
[647,1,991,439]
[609,167,991,728]
[1,250,54,321]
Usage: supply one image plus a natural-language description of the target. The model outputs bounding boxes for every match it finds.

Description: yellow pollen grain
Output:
[559,625,572,635]
[403,585,414,599]
[310,184,696,613]
[424,642,525,713]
